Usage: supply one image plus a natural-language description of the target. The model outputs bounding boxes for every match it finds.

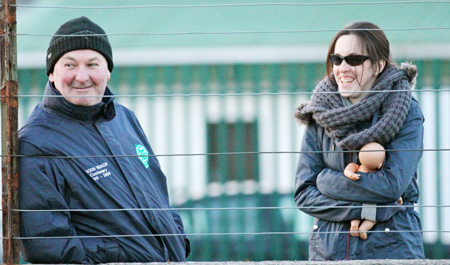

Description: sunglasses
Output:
[330,54,371,66]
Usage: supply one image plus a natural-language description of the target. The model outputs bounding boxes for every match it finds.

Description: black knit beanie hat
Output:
[46,16,114,76]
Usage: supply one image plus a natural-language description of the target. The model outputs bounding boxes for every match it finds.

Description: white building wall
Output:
[438,87,450,244]
[123,91,307,202]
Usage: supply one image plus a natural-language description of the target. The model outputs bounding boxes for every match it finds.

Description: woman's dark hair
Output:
[326,21,394,80]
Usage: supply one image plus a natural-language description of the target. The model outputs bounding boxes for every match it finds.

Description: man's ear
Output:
[107,70,111,81]
[49,73,54,82]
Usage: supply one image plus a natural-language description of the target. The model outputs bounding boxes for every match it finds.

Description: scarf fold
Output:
[294,62,417,150]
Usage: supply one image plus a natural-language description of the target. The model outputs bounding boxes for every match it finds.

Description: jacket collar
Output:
[42,81,116,122]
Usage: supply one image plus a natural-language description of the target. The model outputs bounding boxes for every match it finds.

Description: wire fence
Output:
[3,0,450,263]
[6,26,449,38]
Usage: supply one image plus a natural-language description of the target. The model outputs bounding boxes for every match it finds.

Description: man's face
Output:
[49,49,111,106]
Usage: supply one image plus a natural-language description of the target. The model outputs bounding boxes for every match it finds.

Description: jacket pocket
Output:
[357,216,401,256]
[309,218,340,260]
[100,239,120,262]
[82,238,120,263]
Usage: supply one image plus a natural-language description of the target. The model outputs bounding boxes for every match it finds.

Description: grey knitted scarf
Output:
[294,62,417,150]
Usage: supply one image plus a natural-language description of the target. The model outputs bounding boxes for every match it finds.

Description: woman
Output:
[294,21,424,260]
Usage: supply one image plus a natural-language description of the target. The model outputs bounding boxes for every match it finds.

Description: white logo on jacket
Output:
[85,162,111,181]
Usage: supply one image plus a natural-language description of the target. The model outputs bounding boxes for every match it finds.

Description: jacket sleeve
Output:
[19,141,112,264]
[316,103,424,204]
[171,210,191,258]
[295,122,363,222]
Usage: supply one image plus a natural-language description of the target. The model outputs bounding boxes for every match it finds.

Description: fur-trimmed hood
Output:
[399,61,417,89]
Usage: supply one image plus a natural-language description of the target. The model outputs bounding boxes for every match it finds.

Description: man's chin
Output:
[65,98,101,106]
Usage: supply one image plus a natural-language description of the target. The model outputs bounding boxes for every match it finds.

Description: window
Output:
[207,121,259,183]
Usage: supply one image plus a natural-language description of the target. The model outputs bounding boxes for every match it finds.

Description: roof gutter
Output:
[17,43,450,69]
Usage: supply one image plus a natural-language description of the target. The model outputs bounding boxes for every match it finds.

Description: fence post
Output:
[1,0,20,264]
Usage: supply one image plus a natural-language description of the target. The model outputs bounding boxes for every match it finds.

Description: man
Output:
[19,16,190,263]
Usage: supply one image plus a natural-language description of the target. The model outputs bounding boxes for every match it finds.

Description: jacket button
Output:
[313,225,318,230]
[385,228,390,233]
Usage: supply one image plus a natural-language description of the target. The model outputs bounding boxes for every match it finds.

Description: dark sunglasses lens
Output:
[346,55,366,66]
[330,55,343,66]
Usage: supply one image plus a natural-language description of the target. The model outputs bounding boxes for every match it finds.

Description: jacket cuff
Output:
[185,238,191,258]
[361,203,377,221]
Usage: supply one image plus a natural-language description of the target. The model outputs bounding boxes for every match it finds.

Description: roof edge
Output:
[18,43,450,69]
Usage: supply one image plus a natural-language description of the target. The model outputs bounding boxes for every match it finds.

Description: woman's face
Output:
[332,35,378,104]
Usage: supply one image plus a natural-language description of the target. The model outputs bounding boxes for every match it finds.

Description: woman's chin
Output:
[338,91,355,98]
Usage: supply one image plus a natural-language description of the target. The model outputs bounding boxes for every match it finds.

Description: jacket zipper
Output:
[346,233,350,260]
[346,152,353,260]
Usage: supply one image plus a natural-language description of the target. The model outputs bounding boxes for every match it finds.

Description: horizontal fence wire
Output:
[5,148,450,159]
[14,204,450,213]
[10,1,450,9]
[14,88,450,99]
[13,27,450,38]
[13,230,449,241]
[12,230,449,241]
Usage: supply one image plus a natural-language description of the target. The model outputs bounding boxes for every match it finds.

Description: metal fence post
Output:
[1,0,20,264]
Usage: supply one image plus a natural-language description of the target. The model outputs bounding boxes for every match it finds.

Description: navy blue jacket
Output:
[19,82,189,263]
[295,99,425,260]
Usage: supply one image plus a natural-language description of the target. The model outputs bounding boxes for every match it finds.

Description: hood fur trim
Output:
[294,102,312,125]
[399,61,417,89]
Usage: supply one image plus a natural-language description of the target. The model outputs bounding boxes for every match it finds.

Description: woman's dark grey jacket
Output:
[295,98,425,260]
